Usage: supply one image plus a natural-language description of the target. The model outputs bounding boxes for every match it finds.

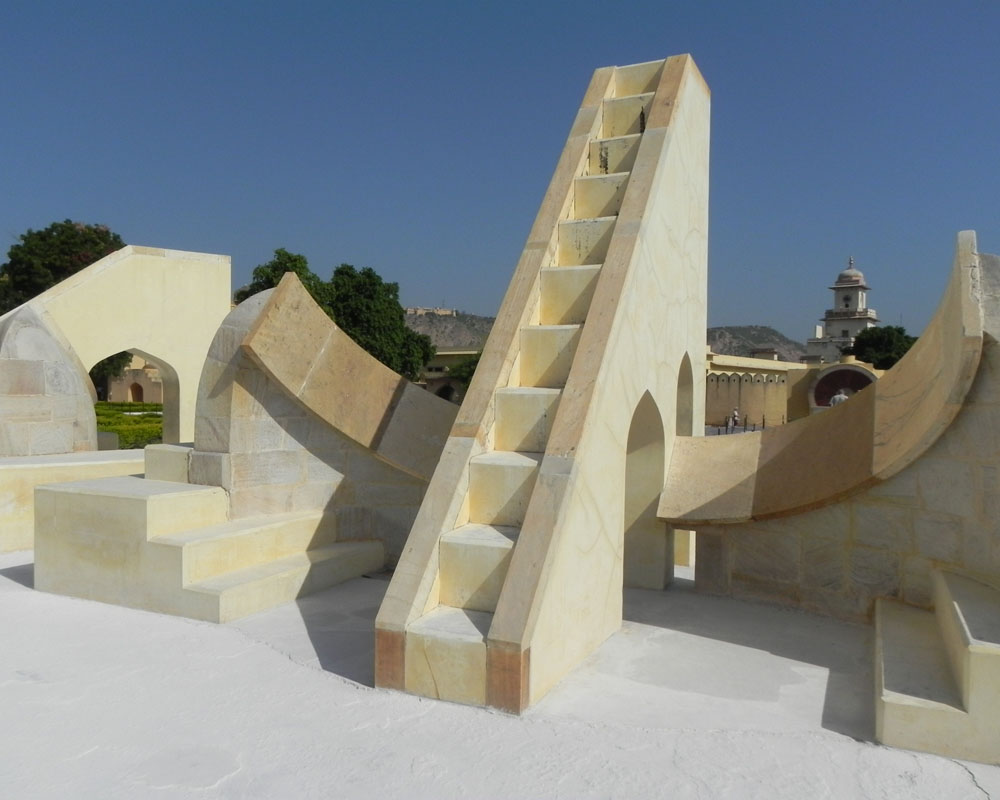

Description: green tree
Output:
[844,325,916,369]
[326,264,433,381]
[235,252,434,382]
[0,220,124,312]
[233,248,327,306]
[0,220,132,394]
[449,352,481,389]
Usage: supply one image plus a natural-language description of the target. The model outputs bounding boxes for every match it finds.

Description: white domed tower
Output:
[805,257,879,362]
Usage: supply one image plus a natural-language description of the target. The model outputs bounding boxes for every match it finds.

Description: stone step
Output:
[468,451,542,526]
[573,172,629,219]
[589,134,641,175]
[932,570,1000,710]
[494,388,561,453]
[35,475,229,542]
[405,606,493,705]
[557,217,616,266]
[519,325,581,389]
[187,540,384,623]
[440,523,519,613]
[602,92,654,137]
[143,443,192,483]
[875,598,968,757]
[540,265,601,325]
[151,510,337,585]
[613,60,662,96]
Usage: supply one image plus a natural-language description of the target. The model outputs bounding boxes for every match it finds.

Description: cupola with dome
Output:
[805,257,879,362]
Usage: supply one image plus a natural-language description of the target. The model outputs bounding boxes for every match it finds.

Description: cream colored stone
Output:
[589,134,641,175]
[660,232,984,526]
[613,59,664,96]
[439,524,517,612]
[539,266,601,326]
[468,451,541,526]
[26,246,231,442]
[143,444,191,483]
[0,451,144,552]
[378,55,710,712]
[199,541,384,623]
[519,326,581,388]
[876,570,1000,763]
[405,607,490,705]
[494,388,561,453]
[574,173,628,219]
[602,93,653,137]
[673,528,695,566]
[556,217,616,266]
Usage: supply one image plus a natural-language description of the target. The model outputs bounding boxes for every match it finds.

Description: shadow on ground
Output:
[619,578,874,741]
[0,560,34,589]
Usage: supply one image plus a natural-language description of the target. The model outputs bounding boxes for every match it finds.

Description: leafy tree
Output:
[0,220,132,393]
[844,325,916,369]
[326,264,433,381]
[449,352,481,388]
[235,251,434,382]
[0,220,125,312]
[233,248,327,306]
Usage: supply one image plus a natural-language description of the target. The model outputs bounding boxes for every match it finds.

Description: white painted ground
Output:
[2,550,997,799]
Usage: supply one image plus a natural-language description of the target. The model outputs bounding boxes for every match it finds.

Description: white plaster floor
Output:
[2,550,998,799]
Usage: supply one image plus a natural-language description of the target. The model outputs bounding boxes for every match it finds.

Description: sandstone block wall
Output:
[190,292,427,563]
[0,306,96,455]
[696,252,1000,620]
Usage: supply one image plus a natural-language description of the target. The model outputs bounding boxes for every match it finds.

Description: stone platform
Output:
[4,549,998,797]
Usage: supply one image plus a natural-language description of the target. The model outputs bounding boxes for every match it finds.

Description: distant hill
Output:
[404,311,495,350]
[407,312,805,363]
[708,326,805,362]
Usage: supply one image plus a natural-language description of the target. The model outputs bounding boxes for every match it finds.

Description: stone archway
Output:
[623,391,672,590]
[128,382,143,402]
[676,352,694,436]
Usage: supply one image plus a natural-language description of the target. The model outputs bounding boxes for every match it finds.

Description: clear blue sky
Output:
[2,1,997,342]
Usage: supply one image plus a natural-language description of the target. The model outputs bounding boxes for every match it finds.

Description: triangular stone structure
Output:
[376,55,710,711]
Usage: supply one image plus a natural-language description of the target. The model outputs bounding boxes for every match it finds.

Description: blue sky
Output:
[2,1,997,341]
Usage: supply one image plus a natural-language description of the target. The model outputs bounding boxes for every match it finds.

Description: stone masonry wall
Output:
[697,331,1000,621]
[190,292,426,564]
[0,306,96,455]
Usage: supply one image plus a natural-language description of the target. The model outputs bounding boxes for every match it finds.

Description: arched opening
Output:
[436,384,457,402]
[675,353,694,437]
[623,391,672,590]
[674,354,696,568]
[90,348,182,444]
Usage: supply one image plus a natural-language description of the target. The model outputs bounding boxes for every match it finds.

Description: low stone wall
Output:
[0,450,144,552]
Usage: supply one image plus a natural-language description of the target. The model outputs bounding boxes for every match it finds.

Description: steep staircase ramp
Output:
[376,55,710,711]
[34,280,457,622]
[876,569,1000,763]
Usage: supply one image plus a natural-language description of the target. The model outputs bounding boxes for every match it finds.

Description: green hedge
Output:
[96,401,163,414]
[95,402,163,449]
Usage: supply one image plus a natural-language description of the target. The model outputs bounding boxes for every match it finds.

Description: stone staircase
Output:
[34,475,383,623]
[401,61,660,706]
[876,568,1000,763]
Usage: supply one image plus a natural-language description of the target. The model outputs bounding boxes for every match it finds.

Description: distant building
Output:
[406,306,457,317]
[419,347,479,403]
[805,258,879,363]
[107,356,163,403]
